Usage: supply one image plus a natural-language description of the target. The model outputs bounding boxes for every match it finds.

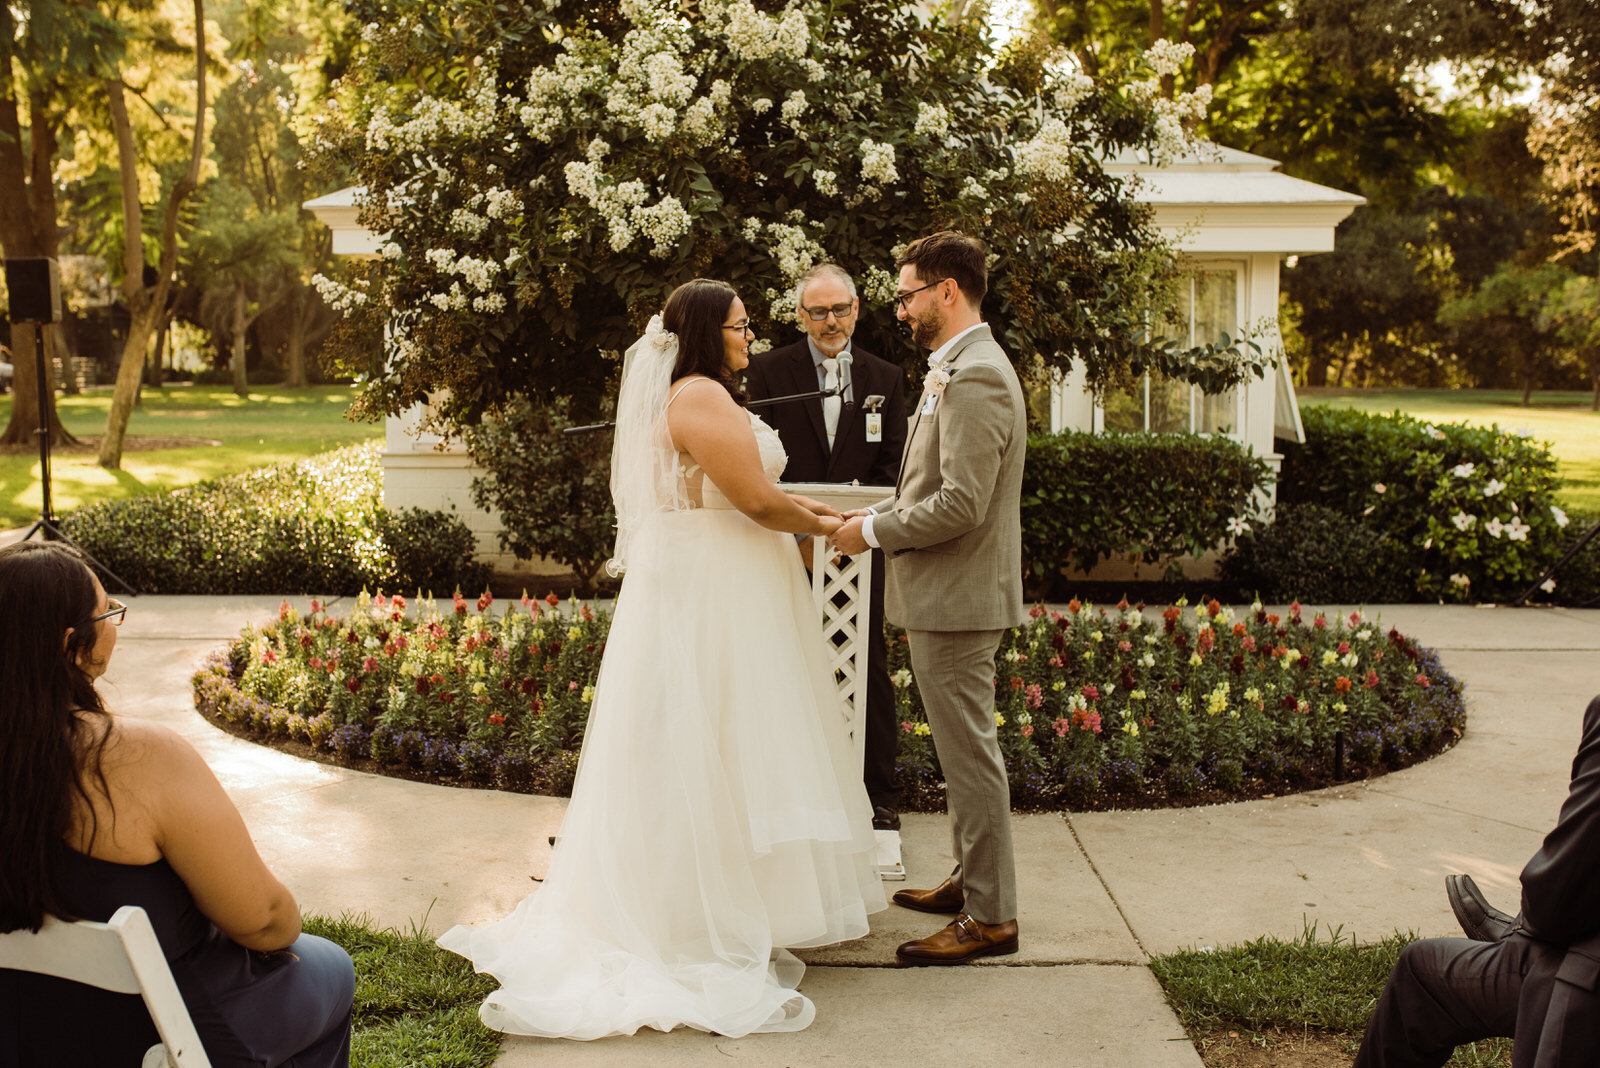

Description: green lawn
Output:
[0,384,382,529]
[1299,388,1600,513]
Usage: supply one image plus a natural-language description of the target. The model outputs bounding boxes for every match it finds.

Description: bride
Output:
[439,278,887,1040]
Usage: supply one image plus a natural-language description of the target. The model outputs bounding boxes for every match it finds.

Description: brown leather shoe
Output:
[897,914,1019,965]
[891,878,965,914]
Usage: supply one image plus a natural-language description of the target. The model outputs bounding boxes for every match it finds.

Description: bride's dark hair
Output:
[664,278,748,405]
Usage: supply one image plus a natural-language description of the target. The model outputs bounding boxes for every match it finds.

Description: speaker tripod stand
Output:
[18,319,135,596]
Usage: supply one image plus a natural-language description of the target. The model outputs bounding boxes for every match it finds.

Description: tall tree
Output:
[99,0,207,469]
[0,2,117,447]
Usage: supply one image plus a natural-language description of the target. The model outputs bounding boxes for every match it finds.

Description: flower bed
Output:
[194,594,1465,811]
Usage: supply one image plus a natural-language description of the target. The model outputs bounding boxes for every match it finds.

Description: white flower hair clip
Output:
[643,313,677,353]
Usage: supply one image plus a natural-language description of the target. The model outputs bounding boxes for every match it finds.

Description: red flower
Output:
[477,591,494,612]
[309,599,324,614]
[300,633,314,648]
[1020,724,1034,737]
[362,657,378,674]
[393,595,407,611]
[519,677,536,695]
[278,600,292,620]
[1081,684,1099,700]
[1365,670,1379,689]
[1337,641,1350,654]
[487,714,506,726]
[345,677,361,693]
[1312,615,1327,631]
[261,649,278,665]
[1030,605,1046,618]
[415,677,430,695]
[345,630,359,644]
[309,656,324,669]
[545,592,560,607]
[1068,598,1082,614]
[1207,599,1222,618]
[1334,676,1352,693]
[1010,677,1024,690]
[1232,623,1247,638]
[440,693,456,704]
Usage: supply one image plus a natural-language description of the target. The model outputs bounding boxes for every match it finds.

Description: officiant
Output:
[744,263,908,832]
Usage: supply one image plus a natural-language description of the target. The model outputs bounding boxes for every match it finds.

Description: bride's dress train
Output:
[439,411,886,1040]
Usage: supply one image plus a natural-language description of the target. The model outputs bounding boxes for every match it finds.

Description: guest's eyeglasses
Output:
[892,279,945,310]
[721,320,754,334]
[77,597,128,630]
[802,302,856,321]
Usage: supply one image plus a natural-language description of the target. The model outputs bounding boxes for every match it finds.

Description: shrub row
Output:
[195,592,1465,811]
[61,443,491,595]
[464,399,1277,595]
[1227,407,1597,604]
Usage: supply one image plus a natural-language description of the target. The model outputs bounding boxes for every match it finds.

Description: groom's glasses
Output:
[721,320,753,334]
[893,279,945,310]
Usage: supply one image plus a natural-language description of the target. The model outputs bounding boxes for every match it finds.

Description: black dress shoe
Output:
[871,806,900,831]
[1446,873,1516,942]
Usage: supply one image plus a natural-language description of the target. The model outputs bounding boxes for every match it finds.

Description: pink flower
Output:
[478,592,494,612]
[1313,615,1327,631]
[261,648,278,664]
[1081,685,1099,700]
[1337,642,1350,654]
[568,680,579,691]
[278,601,292,620]
[902,721,915,733]
[1242,635,1257,652]
[1084,711,1102,734]
[1025,684,1044,709]
[1030,605,1046,618]
[309,599,324,614]
[1054,718,1070,737]
[1416,674,1431,688]
[1365,670,1379,689]
[362,657,378,674]
[1118,640,1132,652]
[1020,724,1034,737]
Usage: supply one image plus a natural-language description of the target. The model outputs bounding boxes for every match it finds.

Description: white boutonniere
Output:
[923,354,953,395]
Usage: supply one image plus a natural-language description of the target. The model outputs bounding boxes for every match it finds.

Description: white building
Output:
[307,145,1362,580]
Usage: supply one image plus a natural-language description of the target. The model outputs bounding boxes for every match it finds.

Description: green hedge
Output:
[1021,430,1272,589]
[60,443,491,595]
[1243,407,1584,603]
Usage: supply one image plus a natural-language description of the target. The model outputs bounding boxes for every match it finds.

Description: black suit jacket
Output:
[744,338,906,486]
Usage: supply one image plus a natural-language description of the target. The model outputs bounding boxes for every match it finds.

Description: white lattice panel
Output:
[811,538,870,767]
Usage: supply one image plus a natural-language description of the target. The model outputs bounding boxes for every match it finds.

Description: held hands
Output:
[814,515,844,538]
[829,516,870,557]
[791,494,843,521]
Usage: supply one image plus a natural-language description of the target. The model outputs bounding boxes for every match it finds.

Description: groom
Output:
[829,231,1026,964]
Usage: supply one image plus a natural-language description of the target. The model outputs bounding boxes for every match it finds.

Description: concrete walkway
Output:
[99,595,1600,1067]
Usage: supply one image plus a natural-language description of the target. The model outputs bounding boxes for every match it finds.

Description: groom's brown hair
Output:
[897,231,987,306]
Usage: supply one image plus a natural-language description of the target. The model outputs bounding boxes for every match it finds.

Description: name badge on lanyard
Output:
[865,413,883,441]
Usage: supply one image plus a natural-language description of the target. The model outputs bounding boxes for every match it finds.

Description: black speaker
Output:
[4,258,62,324]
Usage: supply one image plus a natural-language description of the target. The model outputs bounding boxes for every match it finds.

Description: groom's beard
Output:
[909,306,945,350]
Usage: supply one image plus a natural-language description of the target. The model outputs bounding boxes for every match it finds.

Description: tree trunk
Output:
[98,0,206,470]
[230,281,249,396]
[1591,371,1598,412]
[2,325,76,445]
[284,285,310,387]
[0,17,73,446]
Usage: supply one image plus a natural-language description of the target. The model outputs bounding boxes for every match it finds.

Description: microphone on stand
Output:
[837,352,854,409]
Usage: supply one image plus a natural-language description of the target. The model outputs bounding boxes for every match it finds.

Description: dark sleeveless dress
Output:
[1,845,353,1068]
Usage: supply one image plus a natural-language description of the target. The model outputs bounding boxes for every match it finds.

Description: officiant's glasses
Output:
[893,278,945,310]
[801,301,855,321]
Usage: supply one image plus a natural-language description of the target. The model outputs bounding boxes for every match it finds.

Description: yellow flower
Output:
[1122,721,1140,737]
[582,684,595,703]
[994,711,1006,727]
[914,722,931,737]
[1189,652,1203,666]
[568,626,582,641]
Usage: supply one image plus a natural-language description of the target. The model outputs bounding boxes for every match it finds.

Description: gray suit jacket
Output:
[871,324,1026,632]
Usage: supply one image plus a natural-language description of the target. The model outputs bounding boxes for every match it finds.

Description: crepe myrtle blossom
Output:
[1225,516,1250,536]
[914,101,951,138]
[859,139,898,184]
[1482,478,1506,497]
[1451,511,1476,531]
[1542,578,1558,593]
[1485,517,1504,538]
[1505,516,1531,541]
[1450,573,1471,588]
[1552,505,1570,528]
[1451,462,1477,478]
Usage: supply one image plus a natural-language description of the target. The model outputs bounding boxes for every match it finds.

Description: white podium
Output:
[782,482,904,881]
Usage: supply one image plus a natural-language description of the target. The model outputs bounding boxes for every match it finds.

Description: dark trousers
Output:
[1355,937,1528,1068]
[860,548,899,810]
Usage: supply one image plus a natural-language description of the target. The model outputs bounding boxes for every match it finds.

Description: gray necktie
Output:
[820,357,840,448]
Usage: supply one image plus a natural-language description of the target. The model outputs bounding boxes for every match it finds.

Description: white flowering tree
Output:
[308,0,1257,428]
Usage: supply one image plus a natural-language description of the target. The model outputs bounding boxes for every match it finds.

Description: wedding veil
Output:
[606,313,689,576]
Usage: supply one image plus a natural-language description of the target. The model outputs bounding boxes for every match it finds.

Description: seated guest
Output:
[1354,694,1600,1067]
[0,542,355,1067]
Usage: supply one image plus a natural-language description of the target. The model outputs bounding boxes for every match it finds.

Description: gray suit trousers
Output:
[907,627,1017,924]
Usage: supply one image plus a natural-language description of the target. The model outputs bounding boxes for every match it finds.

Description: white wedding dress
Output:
[439,401,886,1041]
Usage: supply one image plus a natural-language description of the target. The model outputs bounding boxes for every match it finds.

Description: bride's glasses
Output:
[721,320,753,334]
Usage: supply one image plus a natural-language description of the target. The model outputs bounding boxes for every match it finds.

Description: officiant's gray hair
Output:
[795,263,857,303]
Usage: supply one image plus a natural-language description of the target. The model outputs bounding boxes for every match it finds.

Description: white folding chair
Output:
[0,904,211,1067]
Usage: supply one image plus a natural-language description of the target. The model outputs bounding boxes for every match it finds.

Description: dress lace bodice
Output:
[673,403,789,510]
